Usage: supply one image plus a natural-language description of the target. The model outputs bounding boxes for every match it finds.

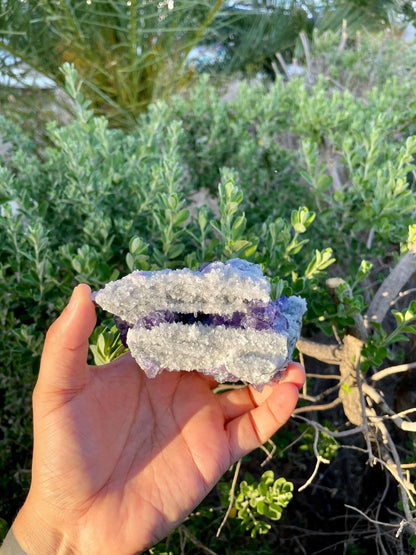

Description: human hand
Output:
[13,284,305,555]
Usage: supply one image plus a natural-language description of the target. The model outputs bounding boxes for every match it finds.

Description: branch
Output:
[293,414,365,438]
[295,397,342,414]
[355,346,375,463]
[299,30,312,78]
[363,384,416,432]
[216,459,241,538]
[179,525,219,555]
[344,504,403,530]
[371,361,416,382]
[275,52,291,81]
[365,242,416,327]
[338,335,366,427]
[298,422,330,492]
[296,337,341,365]
[338,19,348,54]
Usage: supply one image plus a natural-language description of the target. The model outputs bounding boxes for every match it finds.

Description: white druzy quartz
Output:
[95,259,270,324]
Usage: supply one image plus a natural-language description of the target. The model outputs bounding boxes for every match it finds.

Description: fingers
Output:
[224,363,305,462]
[36,284,97,398]
[218,362,305,422]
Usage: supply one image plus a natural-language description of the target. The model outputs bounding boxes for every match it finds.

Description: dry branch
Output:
[365,242,416,327]
[296,337,341,364]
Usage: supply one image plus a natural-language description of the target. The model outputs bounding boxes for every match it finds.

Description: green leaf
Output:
[197,205,209,231]
[231,213,246,240]
[174,209,190,226]
[317,174,333,191]
[126,252,135,272]
[355,259,373,283]
[168,243,185,259]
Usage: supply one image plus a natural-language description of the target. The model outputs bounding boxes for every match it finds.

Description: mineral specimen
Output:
[94,259,307,390]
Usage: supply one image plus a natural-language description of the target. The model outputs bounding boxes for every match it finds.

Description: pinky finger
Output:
[226,381,300,463]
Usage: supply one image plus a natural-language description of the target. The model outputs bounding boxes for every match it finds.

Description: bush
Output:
[1,31,416,553]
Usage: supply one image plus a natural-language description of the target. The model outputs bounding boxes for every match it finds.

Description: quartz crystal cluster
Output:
[94,259,307,390]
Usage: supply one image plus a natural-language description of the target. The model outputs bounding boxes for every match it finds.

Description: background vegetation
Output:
[1,3,416,554]
[1,0,416,126]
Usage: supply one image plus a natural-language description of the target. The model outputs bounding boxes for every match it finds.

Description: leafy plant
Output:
[230,471,294,538]
[0,0,228,127]
[1,32,416,553]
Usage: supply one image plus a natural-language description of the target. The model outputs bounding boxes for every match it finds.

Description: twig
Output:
[365,241,416,327]
[260,439,276,467]
[363,384,416,432]
[275,52,291,81]
[344,504,402,529]
[355,353,375,464]
[324,74,348,92]
[298,423,330,492]
[338,19,348,54]
[299,31,312,78]
[179,525,219,555]
[294,536,308,555]
[216,458,241,538]
[293,414,365,438]
[271,60,280,79]
[373,417,416,528]
[390,287,416,307]
[366,226,375,250]
[371,361,416,382]
[276,427,310,458]
[295,397,342,414]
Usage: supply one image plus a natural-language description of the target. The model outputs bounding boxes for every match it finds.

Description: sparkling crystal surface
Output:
[95,259,307,390]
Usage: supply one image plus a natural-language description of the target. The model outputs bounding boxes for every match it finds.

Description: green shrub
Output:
[1,31,416,552]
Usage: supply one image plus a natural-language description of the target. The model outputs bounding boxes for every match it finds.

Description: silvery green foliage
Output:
[233,471,294,538]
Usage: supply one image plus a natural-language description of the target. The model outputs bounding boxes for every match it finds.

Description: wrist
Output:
[12,502,75,555]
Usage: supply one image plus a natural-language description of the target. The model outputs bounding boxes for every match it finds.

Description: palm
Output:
[20,285,304,555]
[33,354,231,552]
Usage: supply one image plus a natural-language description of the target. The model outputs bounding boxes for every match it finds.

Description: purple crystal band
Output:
[115,296,290,347]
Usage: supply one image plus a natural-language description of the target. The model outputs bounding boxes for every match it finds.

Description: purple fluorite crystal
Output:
[115,297,290,342]
[95,258,307,390]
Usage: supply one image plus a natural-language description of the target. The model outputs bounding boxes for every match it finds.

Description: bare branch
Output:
[363,384,416,432]
[365,242,416,327]
[344,504,403,529]
[371,361,416,382]
[216,459,241,538]
[270,60,280,79]
[298,423,330,492]
[260,439,276,467]
[275,52,291,81]
[295,397,342,414]
[355,348,375,463]
[338,335,365,427]
[338,19,348,54]
[293,414,365,438]
[296,337,341,365]
[298,455,328,492]
[179,525,219,555]
[299,30,312,77]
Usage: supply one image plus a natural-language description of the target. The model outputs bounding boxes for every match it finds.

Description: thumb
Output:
[36,284,97,398]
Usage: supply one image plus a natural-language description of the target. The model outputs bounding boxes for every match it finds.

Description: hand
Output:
[13,284,305,555]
